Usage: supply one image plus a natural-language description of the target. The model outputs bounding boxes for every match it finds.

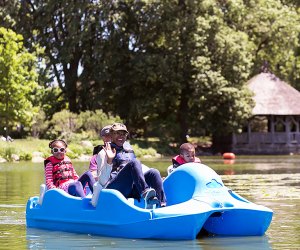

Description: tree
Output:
[238,1,300,84]
[4,0,300,152]
[0,27,38,136]
[13,0,120,113]
[0,0,16,28]
[107,0,299,147]
[104,0,255,144]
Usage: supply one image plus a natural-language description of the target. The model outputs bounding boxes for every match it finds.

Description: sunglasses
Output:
[52,147,66,153]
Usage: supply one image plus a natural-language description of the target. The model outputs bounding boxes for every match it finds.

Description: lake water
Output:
[0,156,299,249]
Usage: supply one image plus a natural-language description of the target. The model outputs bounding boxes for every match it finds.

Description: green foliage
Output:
[31,109,49,138]
[111,0,255,140]
[0,146,16,161]
[11,0,119,112]
[130,137,177,156]
[231,0,300,86]
[0,1,18,28]
[0,137,164,161]
[0,27,39,134]
[65,146,80,160]
[78,110,122,136]
[0,138,49,161]
[19,152,32,161]
[47,109,122,141]
[66,143,92,159]
[33,86,67,120]
[130,143,157,158]
[49,110,80,139]
[2,0,300,150]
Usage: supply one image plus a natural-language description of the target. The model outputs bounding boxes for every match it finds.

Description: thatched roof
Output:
[247,72,300,115]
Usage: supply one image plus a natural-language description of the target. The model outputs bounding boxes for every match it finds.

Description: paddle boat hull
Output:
[26,163,273,240]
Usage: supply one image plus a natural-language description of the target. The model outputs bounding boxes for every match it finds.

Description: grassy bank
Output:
[0,136,212,162]
[0,138,161,162]
[0,138,49,161]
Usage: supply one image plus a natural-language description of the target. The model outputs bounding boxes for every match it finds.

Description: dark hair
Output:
[49,139,68,149]
[179,143,195,154]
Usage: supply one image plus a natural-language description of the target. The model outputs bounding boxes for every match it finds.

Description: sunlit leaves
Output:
[0,28,38,131]
[2,0,300,144]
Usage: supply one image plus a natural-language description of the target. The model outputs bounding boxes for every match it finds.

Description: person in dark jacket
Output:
[91,123,166,209]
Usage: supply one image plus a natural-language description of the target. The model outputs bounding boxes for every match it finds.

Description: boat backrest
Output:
[38,184,47,205]
[163,163,225,206]
[94,189,152,223]
[166,165,173,175]
[163,168,196,205]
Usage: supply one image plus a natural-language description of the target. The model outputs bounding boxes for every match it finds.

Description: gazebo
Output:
[232,72,300,154]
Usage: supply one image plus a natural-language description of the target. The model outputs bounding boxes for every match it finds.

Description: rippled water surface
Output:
[0,156,299,250]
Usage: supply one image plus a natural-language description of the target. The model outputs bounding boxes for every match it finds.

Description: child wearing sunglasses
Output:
[44,139,95,197]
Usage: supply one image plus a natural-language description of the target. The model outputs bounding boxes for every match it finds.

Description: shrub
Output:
[79,109,122,136]
[19,152,32,161]
[31,109,49,138]
[0,146,16,161]
[47,109,123,141]
[49,110,81,139]
[131,144,157,158]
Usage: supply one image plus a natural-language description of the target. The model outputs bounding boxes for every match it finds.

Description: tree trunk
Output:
[64,76,78,112]
[5,92,9,137]
[211,134,233,154]
[64,58,80,113]
[177,87,189,144]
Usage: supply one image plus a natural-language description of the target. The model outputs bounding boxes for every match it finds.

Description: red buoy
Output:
[223,152,236,160]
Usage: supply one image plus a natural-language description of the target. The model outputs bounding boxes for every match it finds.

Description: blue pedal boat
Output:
[26,163,273,240]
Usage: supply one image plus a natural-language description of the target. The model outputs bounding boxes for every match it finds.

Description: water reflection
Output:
[26,228,201,249]
[26,228,272,250]
[222,173,300,200]
[198,235,272,250]
[0,204,24,225]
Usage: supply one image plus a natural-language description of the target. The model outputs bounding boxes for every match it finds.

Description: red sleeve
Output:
[45,162,56,189]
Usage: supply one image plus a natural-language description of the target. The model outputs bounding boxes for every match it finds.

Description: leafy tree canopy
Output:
[0,27,39,135]
[1,0,300,149]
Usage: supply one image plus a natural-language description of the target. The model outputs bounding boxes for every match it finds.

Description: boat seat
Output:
[38,184,47,205]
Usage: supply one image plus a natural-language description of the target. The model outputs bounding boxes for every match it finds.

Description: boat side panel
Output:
[27,208,208,240]
[203,209,273,236]
[26,189,152,226]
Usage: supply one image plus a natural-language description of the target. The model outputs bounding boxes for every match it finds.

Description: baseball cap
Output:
[100,125,112,137]
[110,123,129,133]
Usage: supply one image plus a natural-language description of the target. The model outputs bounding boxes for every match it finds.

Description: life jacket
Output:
[111,143,136,173]
[172,155,201,168]
[44,156,75,187]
